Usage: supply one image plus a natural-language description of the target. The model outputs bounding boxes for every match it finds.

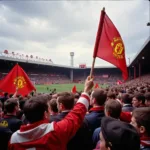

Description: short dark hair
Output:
[132,107,150,136]
[145,93,150,101]
[49,99,58,113]
[122,94,132,104]
[92,89,107,106]
[107,92,116,100]
[23,96,48,123]
[105,100,122,119]
[134,93,145,104]
[4,98,18,113]
[58,92,74,110]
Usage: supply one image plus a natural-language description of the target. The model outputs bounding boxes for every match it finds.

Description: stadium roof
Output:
[0,55,117,69]
[130,36,150,67]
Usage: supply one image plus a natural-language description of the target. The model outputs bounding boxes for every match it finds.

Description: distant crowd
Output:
[0,75,150,150]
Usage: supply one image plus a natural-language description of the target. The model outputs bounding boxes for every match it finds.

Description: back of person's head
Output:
[91,89,107,106]
[107,92,116,100]
[121,94,132,104]
[4,98,19,113]
[100,117,140,150]
[57,92,74,110]
[49,99,58,114]
[105,100,122,119]
[23,96,49,123]
[132,107,150,136]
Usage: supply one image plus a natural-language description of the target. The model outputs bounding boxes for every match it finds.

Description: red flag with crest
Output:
[93,9,128,80]
[0,64,36,96]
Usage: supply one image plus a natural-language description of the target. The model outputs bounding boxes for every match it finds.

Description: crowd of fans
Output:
[1,71,123,85]
[28,74,71,84]
[0,74,150,150]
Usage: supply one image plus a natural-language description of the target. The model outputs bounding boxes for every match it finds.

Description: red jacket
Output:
[8,93,90,150]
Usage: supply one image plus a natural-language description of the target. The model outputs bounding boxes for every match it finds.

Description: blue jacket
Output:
[122,104,134,112]
[93,127,101,147]
[85,106,105,134]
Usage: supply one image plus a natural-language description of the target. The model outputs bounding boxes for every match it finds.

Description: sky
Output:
[0,0,149,67]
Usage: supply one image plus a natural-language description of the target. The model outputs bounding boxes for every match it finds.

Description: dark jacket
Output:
[50,111,69,122]
[122,104,134,112]
[85,106,105,134]
[0,126,12,150]
[0,115,22,133]
[50,111,92,150]
[92,127,101,148]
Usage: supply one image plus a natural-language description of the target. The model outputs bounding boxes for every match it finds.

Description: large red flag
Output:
[0,64,36,96]
[93,9,128,80]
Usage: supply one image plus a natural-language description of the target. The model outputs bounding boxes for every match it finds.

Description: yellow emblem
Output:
[14,76,26,89]
[0,120,8,127]
[111,37,124,59]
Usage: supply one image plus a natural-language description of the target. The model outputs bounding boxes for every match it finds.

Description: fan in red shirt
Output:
[8,76,94,150]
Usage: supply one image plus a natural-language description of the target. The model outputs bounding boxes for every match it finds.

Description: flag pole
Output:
[90,7,105,78]
[16,63,18,93]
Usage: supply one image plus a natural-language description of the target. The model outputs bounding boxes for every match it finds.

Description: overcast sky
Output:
[0,0,149,67]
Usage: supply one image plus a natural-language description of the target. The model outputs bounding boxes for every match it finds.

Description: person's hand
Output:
[84,76,94,93]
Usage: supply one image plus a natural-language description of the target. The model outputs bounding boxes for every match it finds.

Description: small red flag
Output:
[71,85,77,94]
[117,80,123,85]
[93,9,128,80]
[94,83,99,89]
[0,64,36,96]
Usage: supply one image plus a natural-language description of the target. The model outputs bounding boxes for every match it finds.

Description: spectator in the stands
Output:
[8,76,94,150]
[49,99,58,116]
[122,94,133,112]
[0,92,9,105]
[0,98,22,133]
[107,92,116,101]
[98,117,140,150]
[50,92,92,150]
[85,89,106,134]
[93,100,122,148]
[131,107,150,150]
[132,93,146,108]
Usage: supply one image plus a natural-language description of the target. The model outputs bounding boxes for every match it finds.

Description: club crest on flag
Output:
[111,37,124,59]
[14,76,26,89]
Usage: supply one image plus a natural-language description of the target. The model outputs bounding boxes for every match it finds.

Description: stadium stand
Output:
[0,35,150,150]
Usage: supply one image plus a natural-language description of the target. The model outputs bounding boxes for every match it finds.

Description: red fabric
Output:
[94,83,99,89]
[0,64,36,96]
[93,9,128,80]
[0,91,3,96]
[71,85,77,94]
[89,106,104,112]
[120,111,131,123]
[8,95,89,150]
[140,137,150,147]
[117,80,123,85]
